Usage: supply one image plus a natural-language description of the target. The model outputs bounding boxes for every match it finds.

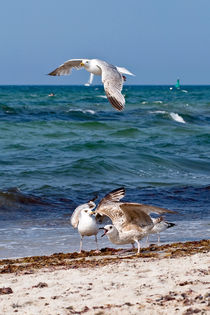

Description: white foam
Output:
[67,108,95,114]
[170,112,186,124]
[181,90,188,93]
[85,109,95,114]
[154,101,163,104]
[98,95,107,99]
[150,110,167,114]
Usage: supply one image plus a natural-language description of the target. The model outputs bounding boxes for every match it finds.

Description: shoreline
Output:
[0,240,209,274]
[0,240,209,314]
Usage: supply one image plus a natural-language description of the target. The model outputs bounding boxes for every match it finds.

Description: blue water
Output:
[0,85,209,258]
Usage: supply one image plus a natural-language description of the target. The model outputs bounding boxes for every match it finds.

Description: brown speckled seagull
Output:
[95,187,177,254]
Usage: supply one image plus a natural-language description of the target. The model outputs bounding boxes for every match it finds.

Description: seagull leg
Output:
[131,243,135,251]
[145,235,150,247]
[157,234,160,246]
[79,235,84,253]
[135,240,141,254]
[94,235,100,253]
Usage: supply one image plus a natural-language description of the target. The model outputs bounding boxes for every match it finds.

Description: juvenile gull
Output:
[70,197,99,252]
[48,58,134,111]
[95,188,176,254]
[145,216,176,246]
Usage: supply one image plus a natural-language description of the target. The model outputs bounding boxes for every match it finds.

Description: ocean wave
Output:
[150,110,167,114]
[154,100,163,104]
[66,108,95,115]
[110,127,140,137]
[97,95,107,99]
[170,112,186,124]
[150,110,186,124]
[0,187,46,209]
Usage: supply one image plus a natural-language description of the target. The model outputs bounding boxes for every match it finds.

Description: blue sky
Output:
[1,0,210,85]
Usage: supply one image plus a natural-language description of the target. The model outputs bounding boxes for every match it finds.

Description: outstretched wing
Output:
[95,188,126,227]
[121,203,177,215]
[99,64,125,111]
[116,202,176,229]
[120,202,176,226]
[97,187,125,209]
[120,203,153,227]
[48,59,84,76]
[70,197,97,228]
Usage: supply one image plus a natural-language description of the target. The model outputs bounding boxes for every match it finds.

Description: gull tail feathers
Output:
[116,67,135,76]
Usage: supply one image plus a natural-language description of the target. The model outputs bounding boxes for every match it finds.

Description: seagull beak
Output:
[80,62,84,67]
[99,227,108,237]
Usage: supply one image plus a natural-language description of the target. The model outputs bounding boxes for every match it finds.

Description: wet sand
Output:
[0,240,209,314]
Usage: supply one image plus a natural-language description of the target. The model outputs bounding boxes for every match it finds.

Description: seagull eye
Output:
[110,226,112,229]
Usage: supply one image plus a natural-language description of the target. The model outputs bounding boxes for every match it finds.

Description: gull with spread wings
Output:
[94,188,177,254]
[48,58,134,111]
[70,197,99,252]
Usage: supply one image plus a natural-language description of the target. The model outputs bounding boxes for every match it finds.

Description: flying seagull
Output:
[48,58,134,111]
[95,187,177,254]
[70,197,99,252]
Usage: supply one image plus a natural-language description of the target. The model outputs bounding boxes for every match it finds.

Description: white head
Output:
[80,59,102,75]
[100,224,118,238]
[80,59,91,70]
[80,208,94,218]
[70,199,96,228]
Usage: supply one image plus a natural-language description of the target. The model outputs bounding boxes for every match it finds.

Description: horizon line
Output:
[0,84,210,87]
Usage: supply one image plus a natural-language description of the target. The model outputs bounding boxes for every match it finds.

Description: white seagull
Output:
[70,197,99,252]
[95,188,177,254]
[48,58,134,111]
[145,216,176,246]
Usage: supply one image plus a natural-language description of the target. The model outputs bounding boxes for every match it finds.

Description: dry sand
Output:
[0,240,209,315]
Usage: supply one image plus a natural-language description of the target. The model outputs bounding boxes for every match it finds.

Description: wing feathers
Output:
[122,207,153,227]
[103,81,125,111]
[97,187,125,208]
[121,203,177,215]
[48,59,83,76]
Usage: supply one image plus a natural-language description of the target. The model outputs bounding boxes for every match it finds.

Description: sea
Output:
[0,85,209,259]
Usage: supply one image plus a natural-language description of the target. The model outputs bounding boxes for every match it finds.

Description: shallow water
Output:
[0,85,209,258]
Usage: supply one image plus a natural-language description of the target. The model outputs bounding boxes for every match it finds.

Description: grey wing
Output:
[70,205,83,228]
[120,203,153,227]
[100,65,125,111]
[121,203,177,217]
[48,59,84,76]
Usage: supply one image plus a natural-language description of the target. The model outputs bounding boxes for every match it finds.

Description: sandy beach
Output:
[0,240,209,315]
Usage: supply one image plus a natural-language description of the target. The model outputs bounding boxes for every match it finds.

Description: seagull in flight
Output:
[70,197,99,252]
[48,58,134,111]
[95,188,177,254]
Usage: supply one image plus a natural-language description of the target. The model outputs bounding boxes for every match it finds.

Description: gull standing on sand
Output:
[48,58,134,111]
[95,188,176,254]
[70,197,99,252]
[145,217,176,246]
